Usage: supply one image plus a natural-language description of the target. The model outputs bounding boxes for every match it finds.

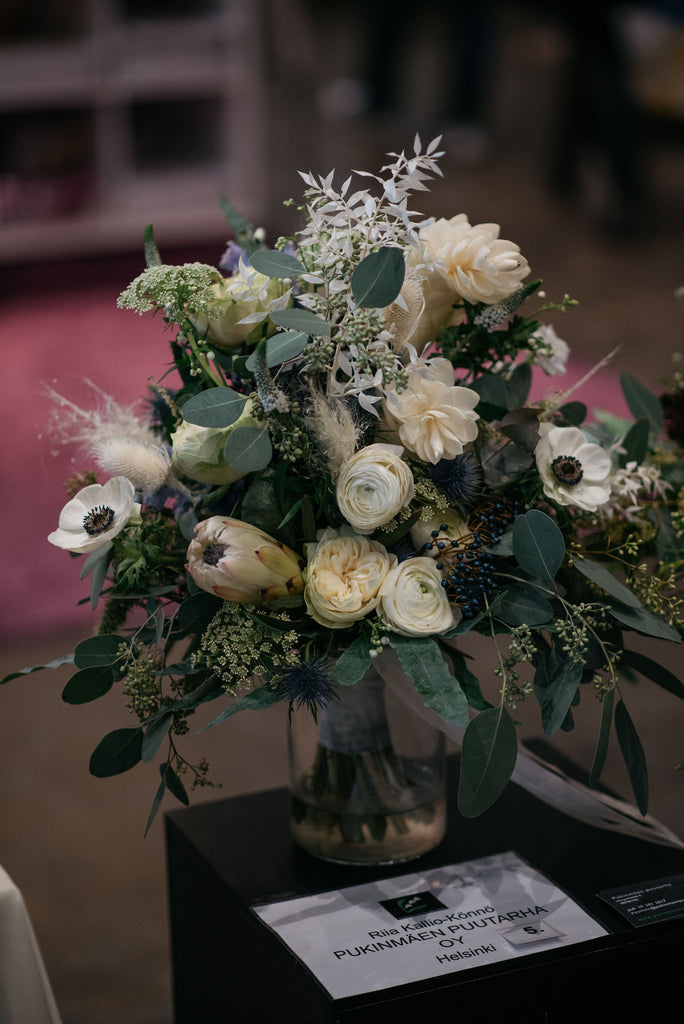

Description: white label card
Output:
[253,851,607,999]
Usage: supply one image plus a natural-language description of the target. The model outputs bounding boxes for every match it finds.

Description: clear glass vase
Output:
[288,664,446,865]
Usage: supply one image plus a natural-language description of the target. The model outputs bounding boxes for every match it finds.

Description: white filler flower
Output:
[535,424,612,512]
[48,477,140,553]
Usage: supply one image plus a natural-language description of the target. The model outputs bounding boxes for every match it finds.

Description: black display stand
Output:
[165,758,684,1023]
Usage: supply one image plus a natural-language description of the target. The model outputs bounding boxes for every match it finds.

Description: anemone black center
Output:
[82,505,115,536]
[551,454,583,486]
[202,543,227,566]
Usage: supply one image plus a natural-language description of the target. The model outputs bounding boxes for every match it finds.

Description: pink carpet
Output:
[0,266,630,641]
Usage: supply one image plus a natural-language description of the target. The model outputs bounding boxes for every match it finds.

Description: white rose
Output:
[417,214,529,305]
[379,557,455,636]
[336,443,415,534]
[383,372,480,464]
[189,261,285,351]
[304,530,396,629]
[535,424,612,512]
[171,399,260,485]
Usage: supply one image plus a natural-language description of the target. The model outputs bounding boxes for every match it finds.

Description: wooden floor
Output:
[2,15,684,1022]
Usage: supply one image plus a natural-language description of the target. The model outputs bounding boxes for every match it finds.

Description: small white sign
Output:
[253,851,607,999]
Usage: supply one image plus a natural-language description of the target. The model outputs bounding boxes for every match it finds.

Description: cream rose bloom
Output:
[535,424,612,512]
[336,443,415,534]
[383,366,480,464]
[189,261,285,351]
[304,530,396,629]
[417,214,529,305]
[379,557,455,636]
[171,399,260,485]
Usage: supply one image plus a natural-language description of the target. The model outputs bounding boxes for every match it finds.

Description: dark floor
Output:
[1,9,684,1023]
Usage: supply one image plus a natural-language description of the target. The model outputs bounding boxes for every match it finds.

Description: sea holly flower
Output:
[48,477,141,554]
[535,424,612,512]
[378,556,455,636]
[186,517,305,607]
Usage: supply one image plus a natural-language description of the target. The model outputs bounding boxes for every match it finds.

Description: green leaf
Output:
[163,763,189,805]
[330,636,373,687]
[620,372,664,434]
[249,249,304,279]
[142,711,173,763]
[223,424,272,473]
[558,401,587,427]
[608,601,681,642]
[573,557,641,608]
[590,688,614,787]
[446,648,492,711]
[62,666,114,704]
[89,728,143,777]
[615,699,649,815]
[457,706,518,817]
[512,509,565,580]
[144,772,167,837]
[620,417,650,468]
[182,387,247,428]
[499,407,540,454]
[270,308,332,335]
[79,542,112,580]
[351,246,405,308]
[218,196,254,245]
[620,649,684,700]
[245,330,308,371]
[1,653,74,685]
[199,684,283,731]
[534,649,583,736]
[143,223,162,267]
[74,634,124,670]
[176,592,222,636]
[389,636,469,728]
[497,580,554,627]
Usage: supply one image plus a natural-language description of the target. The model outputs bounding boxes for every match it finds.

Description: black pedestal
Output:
[165,759,684,1023]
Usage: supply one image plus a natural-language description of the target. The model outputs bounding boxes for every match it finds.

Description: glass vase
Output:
[288,663,446,865]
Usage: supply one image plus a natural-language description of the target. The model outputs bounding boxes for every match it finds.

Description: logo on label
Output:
[379,891,447,920]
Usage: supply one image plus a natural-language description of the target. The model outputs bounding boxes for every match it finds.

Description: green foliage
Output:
[223,425,272,473]
[389,636,469,729]
[181,387,248,428]
[249,249,305,279]
[350,246,405,308]
[457,706,518,817]
[620,372,664,434]
[89,728,143,777]
[615,699,649,814]
[513,510,565,580]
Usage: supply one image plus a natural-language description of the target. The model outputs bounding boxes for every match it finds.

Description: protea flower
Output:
[186,517,304,607]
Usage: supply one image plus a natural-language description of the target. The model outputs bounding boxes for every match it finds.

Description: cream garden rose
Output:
[416,214,529,305]
[378,557,455,636]
[383,363,480,464]
[304,530,396,629]
[336,443,415,534]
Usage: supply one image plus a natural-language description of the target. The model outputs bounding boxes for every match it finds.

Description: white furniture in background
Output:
[0,0,269,262]
[0,864,62,1024]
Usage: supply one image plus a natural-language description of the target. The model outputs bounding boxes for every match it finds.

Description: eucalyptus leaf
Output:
[89,548,111,609]
[199,684,283,731]
[144,772,167,837]
[270,308,332,335]
[573,557,641,608]
[620,372,664,434]
[620,649,684,700]
[223,425,272,473]
[182,387,247,428]
[534,649,583,736]
[245,331,308,371]
[142,712,173,763]
[615,699,649,815]
[163,763,189,805]
[457,706,518,817]
[89,727,143,778]
[590,688,614,787]
[608,602,681,642]
[249,249,304,279]
[558,402,586,427]
[351,246,405,308]
[446,648,492,711]
[1,654,74,685]
[178,508,199,541]
[620,417,650,468]
[62,666,114,704]
[389,635,469,728]
[499,408,540,454]
[512,509,565,580]
[177,592,223,636]
[497,580,554,627]
[74,634,124,669]
[331,637,373,687]
[79,542,112,580]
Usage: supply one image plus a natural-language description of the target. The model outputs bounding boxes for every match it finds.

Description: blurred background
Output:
[1,2,683,1022]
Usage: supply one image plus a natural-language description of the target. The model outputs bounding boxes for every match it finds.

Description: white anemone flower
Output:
[535,424,612,512]
[48,477,141,554]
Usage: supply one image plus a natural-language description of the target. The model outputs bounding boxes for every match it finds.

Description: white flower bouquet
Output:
[8,137,684,841]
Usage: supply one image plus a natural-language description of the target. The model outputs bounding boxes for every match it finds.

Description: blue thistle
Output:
[428,452,484,511]
[278,660,338,722]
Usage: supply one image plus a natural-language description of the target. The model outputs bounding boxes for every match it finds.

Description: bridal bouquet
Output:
[11,137,683,836]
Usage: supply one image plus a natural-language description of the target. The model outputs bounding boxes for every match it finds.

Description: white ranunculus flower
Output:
[304,530,396,628]
[379,557,455,636]
[535,424,612,511]
[416,214,529,305]
[528,324,570,376]
[48,476,141,554]
[336,443,415,534]
[383,372,480,464]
